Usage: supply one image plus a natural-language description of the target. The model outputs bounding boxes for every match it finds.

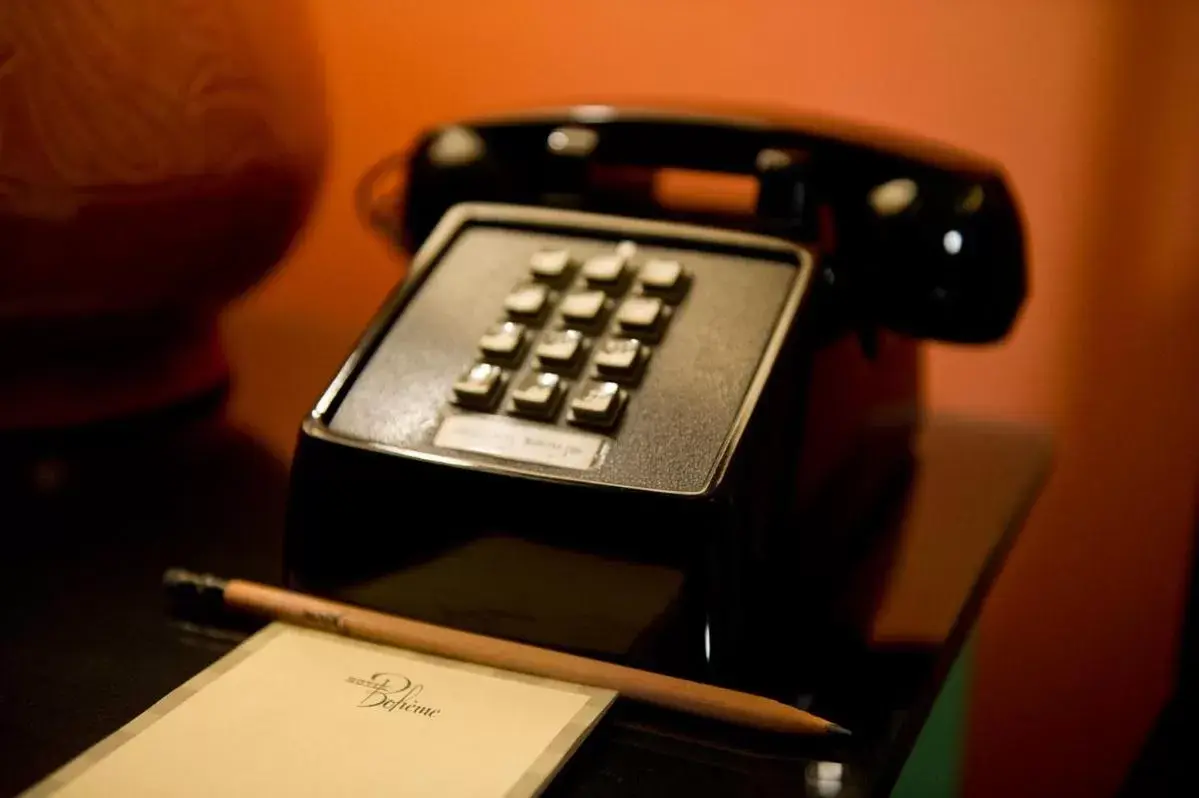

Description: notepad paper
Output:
[23,624,615,798]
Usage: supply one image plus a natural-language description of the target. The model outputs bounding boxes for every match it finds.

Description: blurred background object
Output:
[0,0,326,429]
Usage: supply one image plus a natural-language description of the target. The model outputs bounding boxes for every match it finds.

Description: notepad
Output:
[23,624,615,798]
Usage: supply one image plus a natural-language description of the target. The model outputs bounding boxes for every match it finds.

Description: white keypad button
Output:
[510,371,565,417]
[594,338,646,378]
[640,259,683,290]
[569,380,626,429]
[478,321,526,360]
[617,296,664,333]
[559,291,608,324]
[582,253,626,285]
[504,283,549,318]
[535,329,585,369]
[452,362,505,408]
[530,249,572,280]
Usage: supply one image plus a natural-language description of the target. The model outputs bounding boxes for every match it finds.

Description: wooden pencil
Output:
[165,569,850,736]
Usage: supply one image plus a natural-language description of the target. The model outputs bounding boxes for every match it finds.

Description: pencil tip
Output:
[827,723,852,736]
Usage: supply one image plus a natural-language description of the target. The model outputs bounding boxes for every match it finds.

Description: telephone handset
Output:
[372,106,1026,344]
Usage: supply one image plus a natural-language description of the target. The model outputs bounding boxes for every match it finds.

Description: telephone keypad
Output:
[450,243,687,435]
[330,219,801,494]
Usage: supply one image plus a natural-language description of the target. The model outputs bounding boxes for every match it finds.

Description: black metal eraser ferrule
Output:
[163,568,230,622]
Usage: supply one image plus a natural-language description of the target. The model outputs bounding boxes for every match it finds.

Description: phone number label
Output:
[433,415,605,470]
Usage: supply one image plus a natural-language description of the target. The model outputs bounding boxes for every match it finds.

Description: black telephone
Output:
[287,106,1026,697]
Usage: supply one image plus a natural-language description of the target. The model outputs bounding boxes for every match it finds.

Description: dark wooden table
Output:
[0,398,1049,797]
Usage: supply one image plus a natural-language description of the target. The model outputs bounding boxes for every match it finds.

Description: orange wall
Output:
[224,1,1199,794]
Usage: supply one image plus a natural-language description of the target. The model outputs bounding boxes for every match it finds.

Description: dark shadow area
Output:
[1118,496,1199,796]
[0,391,290,797]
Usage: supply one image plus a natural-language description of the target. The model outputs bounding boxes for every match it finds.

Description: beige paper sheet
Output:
[24,624,615,798]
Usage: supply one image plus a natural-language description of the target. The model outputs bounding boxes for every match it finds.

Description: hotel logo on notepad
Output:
[345,672,443,718]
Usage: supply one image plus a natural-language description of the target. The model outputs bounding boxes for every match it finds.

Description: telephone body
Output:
[285,106,1026,697]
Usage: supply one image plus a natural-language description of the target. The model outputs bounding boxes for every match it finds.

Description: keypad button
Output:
[478,321,527,361]
[452,362,505,409]
[535,329,585,370]
[510,371,566,418]
[617,296,666,337]
[504,283,550,319]
[582,253,627,286]
[530,249,573,281]
[559,290,608,325]
[568,380,627,429]
[594,337,648,381]
[638,259,686,296]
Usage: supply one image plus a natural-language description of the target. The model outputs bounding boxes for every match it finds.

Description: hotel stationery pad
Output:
[23,623,615,797]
